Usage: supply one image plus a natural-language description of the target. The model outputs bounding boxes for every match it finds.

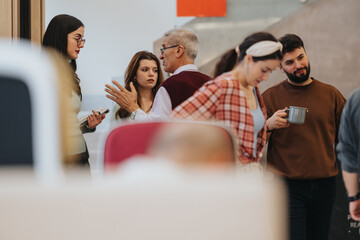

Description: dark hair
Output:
[278,34,305,54]
[213,32,283,77]
[116,51,164,119]
[42,14,84,98]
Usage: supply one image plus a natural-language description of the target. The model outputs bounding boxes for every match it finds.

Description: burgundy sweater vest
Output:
[161,71,211,110]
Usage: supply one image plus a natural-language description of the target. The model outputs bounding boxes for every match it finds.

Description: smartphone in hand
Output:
[79,108,109,128]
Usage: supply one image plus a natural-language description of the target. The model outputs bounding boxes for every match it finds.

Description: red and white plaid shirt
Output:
[171,73,267,164]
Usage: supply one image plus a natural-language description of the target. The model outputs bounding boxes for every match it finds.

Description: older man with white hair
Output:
[105,28,210,121]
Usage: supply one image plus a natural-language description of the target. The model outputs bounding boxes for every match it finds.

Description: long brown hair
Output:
[116,51,164,119]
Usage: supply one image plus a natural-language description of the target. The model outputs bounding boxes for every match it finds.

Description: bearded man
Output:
[262,34,346,240]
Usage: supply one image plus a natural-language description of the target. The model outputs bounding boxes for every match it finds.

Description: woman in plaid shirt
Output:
[172,32,283,168]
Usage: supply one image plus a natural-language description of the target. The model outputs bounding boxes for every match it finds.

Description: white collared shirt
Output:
[134,64,198,121]
[173,64,198,75]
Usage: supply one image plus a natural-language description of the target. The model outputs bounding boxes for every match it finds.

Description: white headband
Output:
[245,41,283,57]
[235,45,240,57]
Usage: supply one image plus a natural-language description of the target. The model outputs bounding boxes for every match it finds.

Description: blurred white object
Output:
[0,169,286,240]
[0,40,63,183]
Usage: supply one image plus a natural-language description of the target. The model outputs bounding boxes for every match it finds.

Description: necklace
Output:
[142,103,153,114]
[144,107,151,113]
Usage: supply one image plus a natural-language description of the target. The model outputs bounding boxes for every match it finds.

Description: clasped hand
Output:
[105,80,139,113]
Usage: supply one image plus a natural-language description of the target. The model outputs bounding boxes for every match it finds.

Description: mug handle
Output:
[284,108,289,120]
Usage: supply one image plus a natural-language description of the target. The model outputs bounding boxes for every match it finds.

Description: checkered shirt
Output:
[171,73,267,163]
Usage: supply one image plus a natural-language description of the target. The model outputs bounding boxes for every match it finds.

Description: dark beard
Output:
[284,63,311,84]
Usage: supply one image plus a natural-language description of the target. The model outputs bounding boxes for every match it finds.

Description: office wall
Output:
[197,0,360,99]
[45,0,193,103]
[261,0,360,98]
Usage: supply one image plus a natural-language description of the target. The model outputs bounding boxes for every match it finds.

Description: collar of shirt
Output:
[173,64,198,75]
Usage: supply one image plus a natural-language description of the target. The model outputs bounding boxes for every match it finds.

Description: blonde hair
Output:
[46,49,75,165]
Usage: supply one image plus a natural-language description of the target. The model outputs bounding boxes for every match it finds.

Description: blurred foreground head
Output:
[148,122,236,170]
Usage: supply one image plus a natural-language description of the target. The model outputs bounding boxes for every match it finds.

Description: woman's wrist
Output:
[266,122,273,132]
[128,105,140,113]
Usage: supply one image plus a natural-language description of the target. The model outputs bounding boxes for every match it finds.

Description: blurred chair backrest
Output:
[0,40,64,183]
[0,75,33,165]
[103,121,237,170]
[104,121,165,167]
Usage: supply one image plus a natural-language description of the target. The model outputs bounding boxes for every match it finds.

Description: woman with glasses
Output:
[108,51,164,122]
[43,14,105,166]
[172,32,283,171]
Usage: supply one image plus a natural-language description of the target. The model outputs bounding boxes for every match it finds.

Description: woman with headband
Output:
[172,32,283,170]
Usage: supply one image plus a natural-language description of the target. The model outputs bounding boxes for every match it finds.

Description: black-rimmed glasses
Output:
[160,44,179,54]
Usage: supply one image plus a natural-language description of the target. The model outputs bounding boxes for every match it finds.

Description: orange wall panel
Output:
[177,0,226,17]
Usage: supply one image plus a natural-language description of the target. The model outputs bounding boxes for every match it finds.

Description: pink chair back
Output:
[104,122,166,167]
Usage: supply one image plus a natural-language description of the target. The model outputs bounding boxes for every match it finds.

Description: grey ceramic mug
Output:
[285,106,308,124]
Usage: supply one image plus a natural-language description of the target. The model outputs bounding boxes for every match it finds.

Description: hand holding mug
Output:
[266,107,290,131]
[285,106,308,124]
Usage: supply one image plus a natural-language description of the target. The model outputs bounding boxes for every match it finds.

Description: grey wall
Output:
[154,0,310,78]
[198,0,360,98]
[260,0,360,98]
